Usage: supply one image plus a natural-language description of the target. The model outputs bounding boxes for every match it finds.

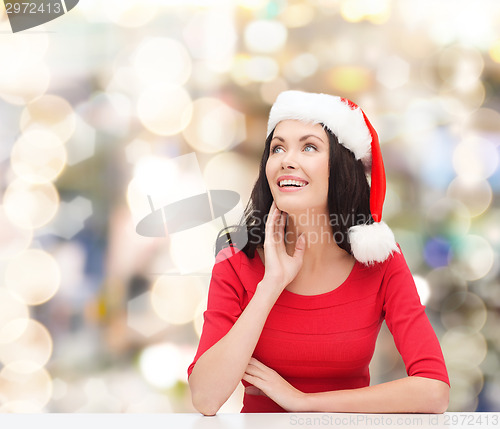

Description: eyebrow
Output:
[272,134,326,144]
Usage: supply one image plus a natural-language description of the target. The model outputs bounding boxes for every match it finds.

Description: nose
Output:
[281,151,297,169]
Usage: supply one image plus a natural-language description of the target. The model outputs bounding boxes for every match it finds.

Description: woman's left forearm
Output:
[301,377,449,414]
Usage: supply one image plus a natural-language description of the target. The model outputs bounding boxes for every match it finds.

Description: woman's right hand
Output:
[261,201,306,294]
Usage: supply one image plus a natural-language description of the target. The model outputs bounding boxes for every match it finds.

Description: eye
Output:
[304,144,317,152]
[271,145,284,154]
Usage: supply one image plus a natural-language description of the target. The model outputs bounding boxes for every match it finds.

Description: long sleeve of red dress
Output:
[187,246,449,413]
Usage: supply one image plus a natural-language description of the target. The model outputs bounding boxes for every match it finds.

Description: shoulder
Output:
[213,246,263,295]
[365,243,407,273]
[352,244,409,288]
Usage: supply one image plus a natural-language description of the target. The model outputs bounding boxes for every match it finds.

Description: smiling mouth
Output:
[278,179,308,188]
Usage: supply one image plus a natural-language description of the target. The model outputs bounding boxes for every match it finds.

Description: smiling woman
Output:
[187,90,450,415]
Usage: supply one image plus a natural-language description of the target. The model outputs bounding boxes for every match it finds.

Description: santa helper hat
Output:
[267,90,399,265]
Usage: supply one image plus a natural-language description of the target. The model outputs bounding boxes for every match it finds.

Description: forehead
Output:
[273,120,328,140]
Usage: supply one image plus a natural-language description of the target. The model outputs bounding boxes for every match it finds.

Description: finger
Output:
[248,357,270,370]
[293,233,307,258]
[242,373,262,388]
[266,207,282,245]
[265,201,276,229]
[245,363,268,378]
[265,204,279,240]
[275,211,288,248]
[245,386,265,396]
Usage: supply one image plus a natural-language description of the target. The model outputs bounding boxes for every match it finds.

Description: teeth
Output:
[279,179,307,187]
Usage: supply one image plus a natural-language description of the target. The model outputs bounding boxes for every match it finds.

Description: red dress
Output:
[187,246,450,413]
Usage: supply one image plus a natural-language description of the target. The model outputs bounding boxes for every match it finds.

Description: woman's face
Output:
[265,120,330,215]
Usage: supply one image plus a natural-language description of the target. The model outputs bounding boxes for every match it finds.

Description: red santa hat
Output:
[267,90,398,265]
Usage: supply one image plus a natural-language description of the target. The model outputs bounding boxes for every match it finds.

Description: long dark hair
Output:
[215,125,372,258]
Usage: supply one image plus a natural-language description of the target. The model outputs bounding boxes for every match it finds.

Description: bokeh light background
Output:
[1,0,500,413]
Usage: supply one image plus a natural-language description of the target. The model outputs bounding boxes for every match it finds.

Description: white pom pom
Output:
[348,221,399,265]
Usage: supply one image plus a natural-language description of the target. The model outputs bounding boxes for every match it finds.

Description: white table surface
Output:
[0,413,499,429]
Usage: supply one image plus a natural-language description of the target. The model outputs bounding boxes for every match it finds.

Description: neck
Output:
[283,209,352,270]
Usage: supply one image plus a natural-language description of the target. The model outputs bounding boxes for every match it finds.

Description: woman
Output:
[187,91,450,415]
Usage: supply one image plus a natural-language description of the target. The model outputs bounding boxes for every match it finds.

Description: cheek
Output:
[265,158,276,183]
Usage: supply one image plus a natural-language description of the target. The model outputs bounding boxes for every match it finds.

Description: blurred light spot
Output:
[230,54,252,86]
[413,275,430,306]
[3,180,59,230]
[340,0,390,24]
[124,139,153,164]
[441,292,487,334]
[103,0,158,28]
[403,99,443,137]
[489,39,500,63]
[20,95,76,143]
[78,378,122,413]
[127,291,169,338]
[441,328,487,367]
[169,210,243,274]
[411,127,456,190]
[78,92,132,137]
[423,237,452,268]
[452,136,499,181]
[475,209,500,248]
[127,153,206,226]
[66,115,96,166]
[203,152,258,207]
[151,276,206,325]
[190,61,226,91]
[425,267,467,311]
[439,83,485,116]
[425,198,470,238]
[10,130,67,184]
[183,98,246,153]
[5,249,61,306]
[193,298,207,338]
[280,3,315,27]
[381,186,401,220]
[0,319,52,373]
[126,393,173,413]
[447,177,492,217]
[50,378,67,401]
[467,108,500,134]
[376,55,409,89]
[133,38,191,86]
[327,66,372,93]
[139,343,183,389]
[245,56,280,82]
[260,78,289,105]
[137,85,192,136]
[0,63,50,105]
[0,23,48,66]
[284,53,319,82]
[183,9,236,73]
[0,30,49,104]
[450,235,494,281]
[0,206,33,260]
[244,20,287,54]
[446,363,483,412]
[438,45,484,91]
[47,196,93,240]
[168,228,210,274]
[0,289,29,344]
[237,0,267,9]
[0,365,52,412]
[391,229,424,271]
